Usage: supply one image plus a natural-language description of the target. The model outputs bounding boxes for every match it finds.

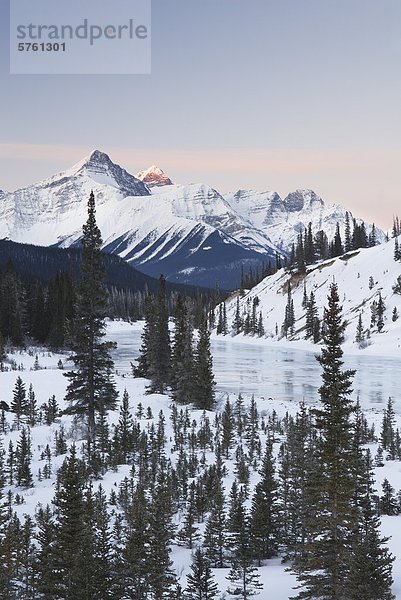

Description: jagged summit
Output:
[68,149,113,174]
[64,149,149,197]
[283,189,324,212]
[136,165,173,187]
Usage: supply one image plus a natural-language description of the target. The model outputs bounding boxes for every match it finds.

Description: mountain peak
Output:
[66,150,149,197]
[136,165,173,187]
[283,189,324,212]
[87,148,112,163]
[71,149,114,173]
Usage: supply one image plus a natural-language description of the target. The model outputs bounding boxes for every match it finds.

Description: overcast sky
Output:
[1,0,400,229]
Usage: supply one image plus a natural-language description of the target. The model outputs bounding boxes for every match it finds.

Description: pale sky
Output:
[1,0,401,230]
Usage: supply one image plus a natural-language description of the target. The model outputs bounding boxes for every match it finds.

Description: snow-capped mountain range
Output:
[0,150,385,289]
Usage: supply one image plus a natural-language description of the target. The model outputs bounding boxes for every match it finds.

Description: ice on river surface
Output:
[110,326,401,412]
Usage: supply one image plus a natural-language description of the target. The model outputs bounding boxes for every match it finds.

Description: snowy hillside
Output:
[222,235,401,354]
[2,320,401,598]
[0,150,385,289]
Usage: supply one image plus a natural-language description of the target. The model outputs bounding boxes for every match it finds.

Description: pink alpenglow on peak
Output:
[136,165,173,187]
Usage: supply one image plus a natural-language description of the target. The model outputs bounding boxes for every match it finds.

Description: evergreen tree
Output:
[171,294,194,404]
[347,452,395,599]
[344,211,351,252]
[35,505,57,599]
[233,295,243,336]
[380,479,398,516]
[203,479,227,568]
[113,388,134,464]
[226,487,262,598]
[11,376,28,430]
[283,284,295,337]
[27,383,38,427]
[305,292,318,340]
[147,470,178,598]
[315,230,329,261]
[302,282,308,309]
[368,223,377,247]
[304,222,315,265]
[280,404,317,565]
[221,399,235,459]
[64,192,118,442]
[178,482,200,549]
[15,427,33,488]
[91,485,114,599]
[20,515,36,599]
[250,441,278,563]
[394,237,400,261]
[118,483,150,599]
[370,299,378,327]
[295,233,306,273]
[294,283,356,599]
[185,548,219,600]
[52,445,88,598]
[217,302,228,335]
[381,397,396,457]
[355,313,364,345]
[377,293,385,332]
[192,317,215,410]
[147,275,171,393]
[332,222,344,257]
[132,294,156,378]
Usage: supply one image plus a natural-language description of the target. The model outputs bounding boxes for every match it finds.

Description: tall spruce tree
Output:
[35,505,57,599]
[52,445,88,599]
[64,192,118,442]
[332,222,344,257]
[226,486,262,598]
[147,470,178,598]
[344,211,351,252]
[147,275,171,394]
[11,376,28,430]
[250,441,278,564]
[15,426,33,488]
[185,548,219,600]
[171,294,194,404]
[294,283,356,600]
[118,484,150,599]
[192,316,215,411]
[347,449,395,599]
[132,293,156,378]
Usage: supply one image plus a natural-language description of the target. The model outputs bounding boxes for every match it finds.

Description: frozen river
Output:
[110,326,401,413]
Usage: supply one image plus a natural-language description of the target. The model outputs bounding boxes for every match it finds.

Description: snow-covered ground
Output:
[224,234,401,356]
[1,319,401,598]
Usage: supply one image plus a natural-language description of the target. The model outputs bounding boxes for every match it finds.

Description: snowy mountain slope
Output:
[0,150,385,288]
[222,235,401,354]
[0,150,150,246]
[224,188,386,252]
[0,151,281,289]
